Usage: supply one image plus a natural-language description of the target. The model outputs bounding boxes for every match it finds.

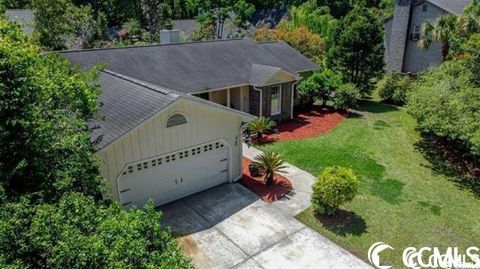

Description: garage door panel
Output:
[117,141,229,209]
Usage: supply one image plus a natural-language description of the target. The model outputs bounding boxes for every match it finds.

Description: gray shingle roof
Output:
[61,38,317,94]
[5,9,34,34]
[91,70,179,149]
[92,69,254,150]
[428,0,471,15]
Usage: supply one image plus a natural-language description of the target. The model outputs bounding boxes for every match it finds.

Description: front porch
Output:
[192,65,303,122]
[193,82,297,122]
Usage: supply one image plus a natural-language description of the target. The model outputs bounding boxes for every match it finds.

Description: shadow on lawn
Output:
[357,100,399,114]
[315,209,367,236]
[415,135,480,196]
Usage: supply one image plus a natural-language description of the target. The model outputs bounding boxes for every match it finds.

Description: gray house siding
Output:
[403,2,446,73]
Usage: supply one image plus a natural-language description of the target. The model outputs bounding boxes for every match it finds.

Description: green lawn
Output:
[258,100,480,268]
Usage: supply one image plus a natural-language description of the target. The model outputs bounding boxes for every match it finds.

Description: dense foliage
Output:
[311,166,359,215]
[331,83,360,110]
[409,1,480,157]
[0,18,191,268]
[0,18,103,200]
[377,71,412,105]
[327,4,384,95]
[407,57,480,156]
[254,24,325,63]
[31,0,106,50]
[298,68,342,105]
[0,194,191,268]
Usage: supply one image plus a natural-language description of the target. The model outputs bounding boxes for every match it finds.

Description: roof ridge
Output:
[58,38,246,54]
[101,69,177,97]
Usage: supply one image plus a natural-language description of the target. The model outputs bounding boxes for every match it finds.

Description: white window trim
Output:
[270,85,282,116]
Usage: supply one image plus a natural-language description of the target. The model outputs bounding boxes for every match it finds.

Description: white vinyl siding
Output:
[98,98,243,201]
[270,85,281,115]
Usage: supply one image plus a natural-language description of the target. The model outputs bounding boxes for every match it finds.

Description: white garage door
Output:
[118,141,228,209]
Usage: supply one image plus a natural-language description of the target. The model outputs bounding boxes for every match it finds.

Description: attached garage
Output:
[117,140,229,209]
[93,71,254,208]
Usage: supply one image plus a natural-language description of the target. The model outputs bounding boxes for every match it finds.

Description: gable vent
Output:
[166,113,187,127]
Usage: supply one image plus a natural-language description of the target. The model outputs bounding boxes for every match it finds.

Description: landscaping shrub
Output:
[332,83,360,110]
[253,152,287,185]
[248,117,276,143]
[298,68,343,106]
[312,166,359,215]
[378,71,412,105]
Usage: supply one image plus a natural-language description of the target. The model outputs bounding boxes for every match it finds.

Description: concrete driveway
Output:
[160,183,371,269]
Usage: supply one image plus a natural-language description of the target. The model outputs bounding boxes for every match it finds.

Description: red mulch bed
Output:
[240,158,292,202]
[260,106,346,143]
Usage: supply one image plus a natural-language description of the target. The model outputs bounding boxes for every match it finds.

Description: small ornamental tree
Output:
[312,166,359,215]
[298,68,343,106]
[332,83,360,110]
[377,71,412,105]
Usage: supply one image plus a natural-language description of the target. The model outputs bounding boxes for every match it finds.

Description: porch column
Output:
[227,88,231,108]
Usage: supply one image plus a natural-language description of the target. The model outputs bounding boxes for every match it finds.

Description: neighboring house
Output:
[4,9,34,34]
[61,38,316,208]
[384,0,471,73]
[173,9,290,40]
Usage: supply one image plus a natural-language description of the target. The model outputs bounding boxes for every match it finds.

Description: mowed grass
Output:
[257,100,480,267]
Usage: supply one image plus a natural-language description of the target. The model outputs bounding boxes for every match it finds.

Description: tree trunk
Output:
[265,172,274,186]
[257,131,263,142]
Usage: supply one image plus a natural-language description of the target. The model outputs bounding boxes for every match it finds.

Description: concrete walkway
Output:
[159,144,371,269]
[243,144,316,217]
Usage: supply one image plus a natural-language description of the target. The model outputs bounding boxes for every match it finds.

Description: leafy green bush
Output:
[312,166,359,215]
[378,71,412,105]
[407,59,480,155]
[332,83,360,110]
[298,68,343,106]
[0,193,192,268]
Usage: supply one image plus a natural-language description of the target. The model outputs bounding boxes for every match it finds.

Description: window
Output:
[270,86,281,115]
[166,113,187,128]
[422,4,428,11]
[411,25,421,41]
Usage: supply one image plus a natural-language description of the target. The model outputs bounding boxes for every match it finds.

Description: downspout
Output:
[235,121,251,182]
[290,81,298,119]
[253,87,263,117]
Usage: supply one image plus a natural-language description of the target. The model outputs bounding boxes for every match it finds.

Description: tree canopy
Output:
[327,5,384,95]
[0,18,191,268]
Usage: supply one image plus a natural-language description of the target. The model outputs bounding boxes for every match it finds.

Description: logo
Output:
[368,242,394,269]
[367,243,480,269]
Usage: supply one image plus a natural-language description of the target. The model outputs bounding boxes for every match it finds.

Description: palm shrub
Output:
[248,117,276,143]
[312,166,359,215]
[253,152,287,186]
[332,83,360,110]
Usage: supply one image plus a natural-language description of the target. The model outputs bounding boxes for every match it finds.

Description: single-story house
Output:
[62,38,317,209]
[384,0,471,73]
